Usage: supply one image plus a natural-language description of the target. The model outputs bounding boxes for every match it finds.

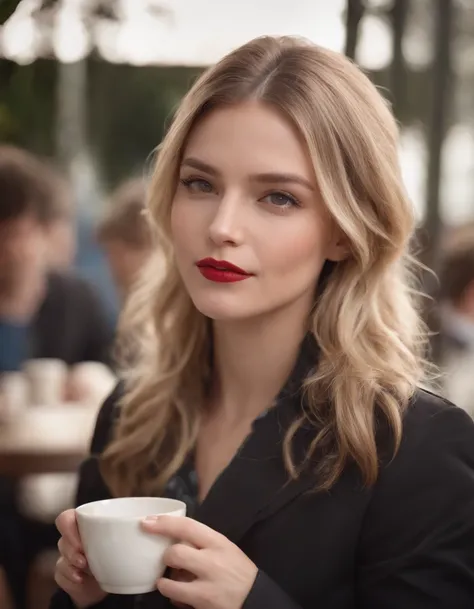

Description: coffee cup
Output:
[23,358,68,405]
[75,497,186,594]
[67,362,116,406]
[0,372,28,420]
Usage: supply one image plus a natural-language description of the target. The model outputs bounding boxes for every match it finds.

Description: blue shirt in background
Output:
[0,321,29,372]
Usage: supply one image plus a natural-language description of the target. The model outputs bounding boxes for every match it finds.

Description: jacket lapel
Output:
[194,335,321,545]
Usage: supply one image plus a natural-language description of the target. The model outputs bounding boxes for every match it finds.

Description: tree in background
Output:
[1,0,172,194]
[423,0,455,275]
[344,0,366,60]
[389,0,409,118]
[422,0,455,361]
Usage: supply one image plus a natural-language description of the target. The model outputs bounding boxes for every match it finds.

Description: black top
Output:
[31,271,114,366]
[50,338,474,609]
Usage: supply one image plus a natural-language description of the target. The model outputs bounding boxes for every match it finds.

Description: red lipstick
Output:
[196,258,252,283]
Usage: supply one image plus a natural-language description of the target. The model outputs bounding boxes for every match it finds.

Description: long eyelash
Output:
[179,176,212,191]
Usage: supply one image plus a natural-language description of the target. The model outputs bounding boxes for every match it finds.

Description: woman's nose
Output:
[208,195,245,247]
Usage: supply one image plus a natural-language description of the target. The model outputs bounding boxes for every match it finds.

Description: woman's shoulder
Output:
[408,385,468,416]
[400,387,474,450]
[357,389,474,604]
[373,387,474,505]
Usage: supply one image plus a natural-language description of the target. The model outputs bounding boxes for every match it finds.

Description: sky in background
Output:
[0,0,358,65]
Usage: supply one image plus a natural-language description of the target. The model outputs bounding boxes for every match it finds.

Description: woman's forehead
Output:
[181,102,316,184]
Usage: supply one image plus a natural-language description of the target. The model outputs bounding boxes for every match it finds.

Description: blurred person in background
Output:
[96,177,159,370]
[443,220,474,251]
[46,189,77,272]
[0,145,115,609]
[0,145,113,371]
[438,233,474,417]
[96,177,155,302]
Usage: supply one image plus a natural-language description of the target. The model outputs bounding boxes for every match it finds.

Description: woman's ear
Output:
[327,232,350,263]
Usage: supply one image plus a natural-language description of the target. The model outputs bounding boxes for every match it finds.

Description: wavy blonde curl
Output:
[101,36,429,497]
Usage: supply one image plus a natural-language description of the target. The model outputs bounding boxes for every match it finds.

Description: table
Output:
[0,406,98,477]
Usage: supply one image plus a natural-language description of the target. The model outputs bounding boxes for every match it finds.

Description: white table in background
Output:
[0,406,97,477]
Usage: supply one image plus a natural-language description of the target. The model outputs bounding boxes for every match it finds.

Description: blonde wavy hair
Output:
[101,36,428,497]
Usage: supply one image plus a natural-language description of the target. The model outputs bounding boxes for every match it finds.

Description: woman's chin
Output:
[195,306,245,321]
[190,295,253,321]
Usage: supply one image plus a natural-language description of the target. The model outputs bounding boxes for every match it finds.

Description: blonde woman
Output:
[51,37,474,609]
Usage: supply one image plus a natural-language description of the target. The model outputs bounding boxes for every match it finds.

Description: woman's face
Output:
[171,101,346,322]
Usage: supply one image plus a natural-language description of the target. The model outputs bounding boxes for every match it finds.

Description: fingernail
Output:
[76,555,86,568]
[73,570,83,583]
[142,515,161,523]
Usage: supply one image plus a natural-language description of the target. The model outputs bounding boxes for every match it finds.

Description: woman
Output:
[51,36,474,609]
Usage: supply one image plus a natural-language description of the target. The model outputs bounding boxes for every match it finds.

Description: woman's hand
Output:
[55,509,107,609]
[142,516,258,609]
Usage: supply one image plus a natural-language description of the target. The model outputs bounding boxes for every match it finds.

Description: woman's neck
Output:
[210,304,309,422]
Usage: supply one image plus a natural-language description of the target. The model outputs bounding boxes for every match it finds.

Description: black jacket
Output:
[50,340,474,609]
[31,271,114,366]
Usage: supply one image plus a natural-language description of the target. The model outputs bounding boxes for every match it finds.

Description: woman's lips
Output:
[196,258,252,283]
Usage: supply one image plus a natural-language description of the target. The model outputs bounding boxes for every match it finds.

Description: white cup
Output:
[0,372,28,420]
[67,362,116,406]
[23,358,68,405]
[76,497,187,595]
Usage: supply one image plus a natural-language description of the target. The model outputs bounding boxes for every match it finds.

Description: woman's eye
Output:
[180,177,214,194]
[261,192,299,209]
